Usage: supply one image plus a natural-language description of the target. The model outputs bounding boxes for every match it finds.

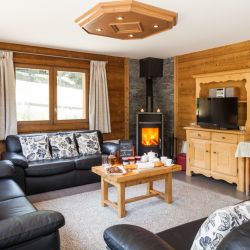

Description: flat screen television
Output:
[196,97,238,129]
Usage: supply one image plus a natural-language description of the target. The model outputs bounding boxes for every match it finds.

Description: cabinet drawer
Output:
[189,131,210,140]
[212,133,238,144]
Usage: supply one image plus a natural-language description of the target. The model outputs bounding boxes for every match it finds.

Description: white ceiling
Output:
[0,0,250,59]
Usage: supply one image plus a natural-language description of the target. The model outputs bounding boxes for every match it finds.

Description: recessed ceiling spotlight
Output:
[96,28,102,32]
[153,24,159,28]
[128,34,134,38]
[116,16,124,21]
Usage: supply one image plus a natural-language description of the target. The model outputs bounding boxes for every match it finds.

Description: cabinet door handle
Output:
[206,150,209,153]
[198,134,201,136]
[213,152,217,154]
[222,137,226,139]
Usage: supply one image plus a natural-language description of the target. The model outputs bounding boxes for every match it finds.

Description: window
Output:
[16,67,50,121]
[15,65,88,131]
[57,70,86,120]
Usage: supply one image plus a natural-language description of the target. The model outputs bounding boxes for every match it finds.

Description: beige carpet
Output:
[34,179,240,250]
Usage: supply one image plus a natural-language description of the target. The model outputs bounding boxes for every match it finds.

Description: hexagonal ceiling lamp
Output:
[75,0,178,40]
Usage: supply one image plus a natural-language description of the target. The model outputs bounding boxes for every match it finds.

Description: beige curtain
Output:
[0,51,17,140]
[89,61,111,133]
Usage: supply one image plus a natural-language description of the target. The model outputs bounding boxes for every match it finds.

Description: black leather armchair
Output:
[0,160,65,250]
[2,130,119,195]
[104,220,250,250]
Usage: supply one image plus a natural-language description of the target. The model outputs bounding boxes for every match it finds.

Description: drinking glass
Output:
[102,155,109,168]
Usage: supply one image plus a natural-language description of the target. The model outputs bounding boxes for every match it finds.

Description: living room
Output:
[0,0,250,249]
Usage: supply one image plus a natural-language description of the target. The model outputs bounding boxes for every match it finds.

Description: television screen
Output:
[197,97,238,129]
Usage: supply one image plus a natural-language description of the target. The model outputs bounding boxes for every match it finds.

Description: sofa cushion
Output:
[49,133,78,159]
[0,197,36,220]
[74,154,102,170]
[20,135,52,162]
[75,132,101,156]
[157,218,206,250]
[191,201,250,250]
[26,159,75,177]
[0,179,24,202]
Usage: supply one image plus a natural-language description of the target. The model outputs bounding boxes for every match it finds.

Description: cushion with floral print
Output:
[75,132,101,156]
[191,200,250,250]
[49,133,78,159]
[20,135,52,162]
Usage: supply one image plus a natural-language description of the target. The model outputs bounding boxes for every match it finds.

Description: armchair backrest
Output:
[217,220,250,249]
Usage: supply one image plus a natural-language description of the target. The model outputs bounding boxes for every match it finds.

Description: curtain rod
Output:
[3,50,108,63]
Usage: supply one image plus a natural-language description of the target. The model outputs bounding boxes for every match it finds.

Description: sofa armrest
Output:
[217,220,250,250]
[2,152,28,168]
[102,142,119,155]
[104,225,174,250]
[0,210,65,249]
[0,160,15,179]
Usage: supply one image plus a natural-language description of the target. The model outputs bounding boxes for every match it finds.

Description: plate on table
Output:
[105,165,126,176]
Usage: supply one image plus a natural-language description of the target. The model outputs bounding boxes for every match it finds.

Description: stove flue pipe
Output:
[146,77,153,112]
[139,57,163,112]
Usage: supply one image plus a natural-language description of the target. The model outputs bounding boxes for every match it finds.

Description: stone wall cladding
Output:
[129,58,174,157]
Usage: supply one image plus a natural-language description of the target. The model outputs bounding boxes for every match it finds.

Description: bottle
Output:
[108,152,118,166]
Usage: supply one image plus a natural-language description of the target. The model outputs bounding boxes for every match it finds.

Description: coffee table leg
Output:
[165,173,172,203]
[101,177,108,207]
[147,181,153,194]
[117,183,126,218]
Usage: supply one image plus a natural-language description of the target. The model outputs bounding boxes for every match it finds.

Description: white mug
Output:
[160,156,168,163]
[165,159,173,166]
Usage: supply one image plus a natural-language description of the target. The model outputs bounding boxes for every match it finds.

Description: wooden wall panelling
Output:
[103,58,126,141]
[0,42,128,150]
[175,40,250,153]
[0,142,5,157]
[173,57,179,157]
[124,58,130,139]
[0,42,124,63]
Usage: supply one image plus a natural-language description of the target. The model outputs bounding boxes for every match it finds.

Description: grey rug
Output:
[34,179,240,250]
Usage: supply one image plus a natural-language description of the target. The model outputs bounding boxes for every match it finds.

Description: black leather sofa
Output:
[104,218,250,250]
[0,160,65,250]
[2,130,119,195]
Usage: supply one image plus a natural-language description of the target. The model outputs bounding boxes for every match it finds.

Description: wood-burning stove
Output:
[136,112,164,156]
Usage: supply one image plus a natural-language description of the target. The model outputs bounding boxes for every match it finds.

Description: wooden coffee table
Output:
[92,164,181,218]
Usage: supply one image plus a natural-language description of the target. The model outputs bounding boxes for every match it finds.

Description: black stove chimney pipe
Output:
[146,77,153,112]
[139,57,163,112]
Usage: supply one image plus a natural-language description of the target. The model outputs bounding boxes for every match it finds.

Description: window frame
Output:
[53,67,89,124]
[15,64,89,129]
[15,63,53,125]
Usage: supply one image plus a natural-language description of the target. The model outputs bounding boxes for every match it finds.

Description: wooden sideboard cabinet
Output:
[185,127,250,192]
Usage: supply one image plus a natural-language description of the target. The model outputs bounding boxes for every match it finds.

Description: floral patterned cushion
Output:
[191,200,250,250]
[75,132,101,156]
[49,133,78,159]
[20,135,52,162]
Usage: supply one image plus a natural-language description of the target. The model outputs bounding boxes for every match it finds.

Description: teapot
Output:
[146,151,158,158]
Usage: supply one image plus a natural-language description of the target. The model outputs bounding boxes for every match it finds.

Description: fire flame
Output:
[142,128,159,146]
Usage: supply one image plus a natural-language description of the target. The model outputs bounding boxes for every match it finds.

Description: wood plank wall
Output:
[174,40,250,152]
[0,42,128,154]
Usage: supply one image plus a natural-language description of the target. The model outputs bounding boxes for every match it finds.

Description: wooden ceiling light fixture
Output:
[75,0,178,40]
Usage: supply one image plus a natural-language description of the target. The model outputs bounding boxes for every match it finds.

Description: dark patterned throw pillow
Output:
[20,135,52,162]
[75,132,101,155]
[49,133,78,159]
